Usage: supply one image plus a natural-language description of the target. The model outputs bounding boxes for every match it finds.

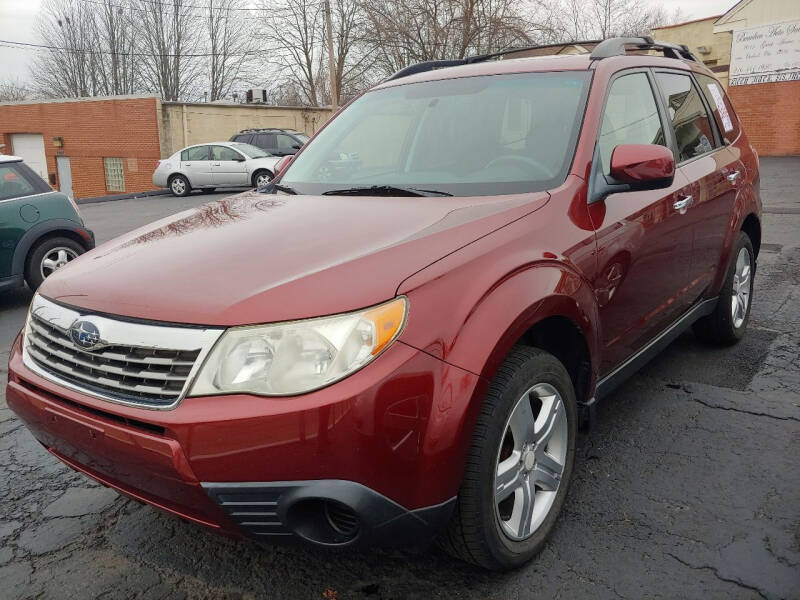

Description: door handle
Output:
[213,162,221,166]
[726,170,740,183]
[673,196,693,213]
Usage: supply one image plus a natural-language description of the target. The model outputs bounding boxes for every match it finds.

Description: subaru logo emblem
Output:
[69,320,101,350]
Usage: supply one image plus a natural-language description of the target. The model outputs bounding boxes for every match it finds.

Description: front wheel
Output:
[439,346,577,570]
[252,170,273,188]
[693,231,755,345]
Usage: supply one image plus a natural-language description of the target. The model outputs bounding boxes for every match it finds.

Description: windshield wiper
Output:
[260,182,297,194]
[322,185,452,197]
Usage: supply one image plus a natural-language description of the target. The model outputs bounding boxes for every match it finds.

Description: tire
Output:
[439,346,577,571]
[252,170,273,188]
[200,187,217,194]
[693,231,755,345]
[169,174,191,197]
[24,236,85,291]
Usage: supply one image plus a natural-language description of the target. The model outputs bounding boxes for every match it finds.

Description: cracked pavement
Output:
[1,161,799,599]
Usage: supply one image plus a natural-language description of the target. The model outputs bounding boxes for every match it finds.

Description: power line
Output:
[0,39,285,57]
[72,0,323,14]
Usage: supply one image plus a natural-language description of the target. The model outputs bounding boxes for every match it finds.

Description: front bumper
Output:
[7,333,481,545]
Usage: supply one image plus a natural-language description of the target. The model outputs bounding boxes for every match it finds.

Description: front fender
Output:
[400,261,600,387]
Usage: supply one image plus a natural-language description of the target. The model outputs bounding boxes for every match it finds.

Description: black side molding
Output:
[595,297,718,400]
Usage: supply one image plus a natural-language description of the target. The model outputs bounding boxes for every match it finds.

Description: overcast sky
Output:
[0,0,738,85]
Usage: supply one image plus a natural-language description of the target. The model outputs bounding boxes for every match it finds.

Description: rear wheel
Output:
[169,174,191,197]
[693,232,755,345]
[439,346,577,570]
[24,236,85,291]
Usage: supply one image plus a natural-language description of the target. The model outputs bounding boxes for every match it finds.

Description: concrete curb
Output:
[76,189,171,205]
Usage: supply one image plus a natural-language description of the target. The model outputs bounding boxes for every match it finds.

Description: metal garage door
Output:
[11,133,47,179]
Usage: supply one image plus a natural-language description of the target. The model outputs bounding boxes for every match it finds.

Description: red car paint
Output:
[7,52,761,540]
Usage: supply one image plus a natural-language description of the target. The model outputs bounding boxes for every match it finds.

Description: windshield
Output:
[233,142,269,158]
[280,71,590,197]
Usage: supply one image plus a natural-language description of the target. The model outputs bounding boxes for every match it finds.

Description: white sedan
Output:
[153,142,282,197]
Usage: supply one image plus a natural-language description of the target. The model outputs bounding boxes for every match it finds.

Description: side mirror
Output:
[292,143,302,150]
[609,144,675,189]
[233,156,246,162]
[275,155,292,175]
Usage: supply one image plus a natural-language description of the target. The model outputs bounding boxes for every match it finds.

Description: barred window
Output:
[103,157,125,192]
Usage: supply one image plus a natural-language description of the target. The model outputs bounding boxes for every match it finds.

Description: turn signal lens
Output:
[364,297,407,355]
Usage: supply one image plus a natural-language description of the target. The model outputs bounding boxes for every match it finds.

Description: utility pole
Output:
[324,0,338,109]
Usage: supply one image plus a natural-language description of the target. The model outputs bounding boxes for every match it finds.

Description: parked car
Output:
[8,37,760,571]
[230,128,309,156]
[152,142,282,197]
[0,155,94,293]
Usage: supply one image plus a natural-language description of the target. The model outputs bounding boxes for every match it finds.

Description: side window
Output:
[183,146,209,161]
[276,134,297,150]
[696,73,741,144]
[253,133,274,149]
[233,134,252,144]
[598,73,666,175]
[0,163,37,200]
[212,145,243,161]
[654,72,717,162]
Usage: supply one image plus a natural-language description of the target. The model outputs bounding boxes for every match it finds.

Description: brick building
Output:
[653,0,800,156]
[0,96,332,199]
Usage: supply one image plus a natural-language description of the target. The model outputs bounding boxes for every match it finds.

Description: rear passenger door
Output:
[181,145,213,186]
[652,71,740,298]
[252,133,277,155]
[591,70,695,375]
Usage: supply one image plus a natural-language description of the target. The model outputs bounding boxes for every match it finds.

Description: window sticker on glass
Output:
[707,83,733,132]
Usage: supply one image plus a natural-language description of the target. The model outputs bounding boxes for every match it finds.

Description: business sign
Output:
[729,19,800,86]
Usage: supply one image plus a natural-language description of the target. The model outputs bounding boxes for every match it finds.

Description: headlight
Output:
[190,297,407,397]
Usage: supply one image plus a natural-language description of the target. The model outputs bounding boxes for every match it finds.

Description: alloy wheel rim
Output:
[257,173,271,186]
[40,247,78,279]
[731,247,752,329]
[172,178,186,194]
[494,382,568,541]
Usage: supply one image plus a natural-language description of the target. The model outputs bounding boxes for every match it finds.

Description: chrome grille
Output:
[22,295,223,409]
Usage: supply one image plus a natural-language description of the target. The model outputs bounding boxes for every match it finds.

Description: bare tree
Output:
[30,0,103,97]
[258,0,326,106]
[557,0,684,41]
[0,79,34,102]
[94,0,139,95]
[360,0,543,77]
[135,0,204,101]
[206,0,255,101]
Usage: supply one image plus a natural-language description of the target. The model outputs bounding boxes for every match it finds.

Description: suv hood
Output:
[42,190,548,326]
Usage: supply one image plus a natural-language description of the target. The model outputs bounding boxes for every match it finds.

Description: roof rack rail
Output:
[385,40,601,82]
[590,36,699,62]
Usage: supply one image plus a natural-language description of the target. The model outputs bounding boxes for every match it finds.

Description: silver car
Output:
[152,142,282,197]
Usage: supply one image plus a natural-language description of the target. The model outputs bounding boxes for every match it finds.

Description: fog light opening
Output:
[285,498,360,545]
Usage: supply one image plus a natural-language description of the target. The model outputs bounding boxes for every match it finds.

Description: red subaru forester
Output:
[7,37,760,570]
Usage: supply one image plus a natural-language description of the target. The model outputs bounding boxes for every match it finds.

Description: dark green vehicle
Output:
[0,155,94,293]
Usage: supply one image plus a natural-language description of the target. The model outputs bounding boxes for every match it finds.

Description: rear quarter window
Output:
[0,163,40,200]
[695,73,742,144]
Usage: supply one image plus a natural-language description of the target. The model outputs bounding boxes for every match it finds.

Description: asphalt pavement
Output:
[1,168,798,600]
